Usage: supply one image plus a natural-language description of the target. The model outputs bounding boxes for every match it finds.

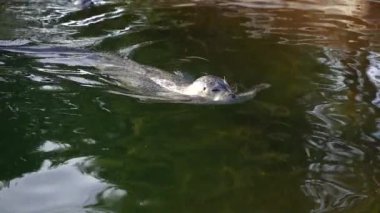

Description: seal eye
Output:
[211,89,220,93]
[203,87,207,91]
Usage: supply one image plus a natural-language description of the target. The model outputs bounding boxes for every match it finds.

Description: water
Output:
[0,0,380,212]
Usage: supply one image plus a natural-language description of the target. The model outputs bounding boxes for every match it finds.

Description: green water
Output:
[1,0,380,212]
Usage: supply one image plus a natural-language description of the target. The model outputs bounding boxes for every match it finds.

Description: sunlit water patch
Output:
[0,157,126,213]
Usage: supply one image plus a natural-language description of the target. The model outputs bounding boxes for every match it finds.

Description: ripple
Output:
[0,39,32,46]
[39,85,65,91]
[326,141,365,161]
[82,138,97,145]
[99,187,127,203]
[0,76,7,82]
[61,7,125,27]
[57,75,105,87]
[219,0,286,9]
[366,52,380,96]
[218,0,378,47]
[37,140,71,152]
[308,103,349,130]
[171,3,197,8]
[93,97,111,113]
[302,179,367,213]
[26,74,56,83]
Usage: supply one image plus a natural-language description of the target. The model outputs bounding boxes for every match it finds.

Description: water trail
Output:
[0,43,269,104]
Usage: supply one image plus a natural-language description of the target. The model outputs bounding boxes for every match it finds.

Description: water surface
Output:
[1,0,380,212]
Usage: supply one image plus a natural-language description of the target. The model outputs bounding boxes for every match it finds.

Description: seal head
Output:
[183,75,236,101]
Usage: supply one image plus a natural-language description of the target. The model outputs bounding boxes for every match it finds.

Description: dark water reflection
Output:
[1,0,380,212]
